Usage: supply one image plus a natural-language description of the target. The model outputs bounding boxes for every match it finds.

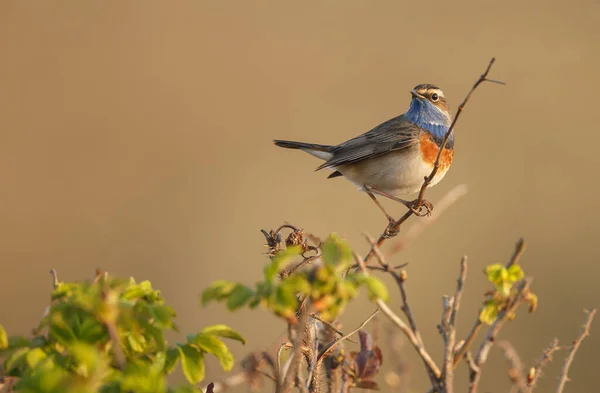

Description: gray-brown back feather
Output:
[316,114,421,171]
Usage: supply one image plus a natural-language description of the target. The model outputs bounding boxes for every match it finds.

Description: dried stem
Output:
[283,310,310,393]
[497,341,528,393]
[468,279,533,393]
[454,238,526,367]
[49,268,59,289]
[507,238,526,268]
[353,252,442,390]
[390,184,468,255]
[314,309,379,367]
[527,338,560,391]
[440,296,455,393]
[555,309,597,393]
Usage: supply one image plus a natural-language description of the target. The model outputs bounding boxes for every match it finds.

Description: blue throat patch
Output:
[405,98,454,148]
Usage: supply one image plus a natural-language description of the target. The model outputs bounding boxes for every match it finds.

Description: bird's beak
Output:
[410,89,425,99]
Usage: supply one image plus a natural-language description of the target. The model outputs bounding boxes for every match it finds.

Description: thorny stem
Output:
[555,309,597,393]
[454,238,525,367]
[468,279,533,393]
[527,338,560,391]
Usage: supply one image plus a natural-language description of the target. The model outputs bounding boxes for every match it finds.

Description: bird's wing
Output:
[316,114,421,170]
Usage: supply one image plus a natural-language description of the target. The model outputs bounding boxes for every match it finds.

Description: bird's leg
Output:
[368,187,433,217]
[365,191,399,238]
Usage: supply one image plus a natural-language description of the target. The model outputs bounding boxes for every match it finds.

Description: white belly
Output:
[335,149,449,196]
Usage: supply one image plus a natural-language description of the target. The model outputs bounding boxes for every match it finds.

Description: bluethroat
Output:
[274,84,454,232]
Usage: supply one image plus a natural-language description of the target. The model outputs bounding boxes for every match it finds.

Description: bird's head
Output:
[405,84,452,131]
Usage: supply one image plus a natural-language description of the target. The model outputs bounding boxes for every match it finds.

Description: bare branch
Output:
[440,296,455,393]
[507,238,526,268]
[49,268,59,289]
[555,309,597,393]
[451,256,468,328]
[390,184,468,255]
[283,310,310,393]
[415,58,503,209]
[468,279,533,393]
[497,340,528,393]
[308,314,356,344]
[454,238,526,367]
[439,258,467,393]
[353,252,442,390]
[527,338,560,391]
[315,309,380,366]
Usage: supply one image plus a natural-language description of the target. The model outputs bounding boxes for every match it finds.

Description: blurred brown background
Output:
[0,1,598,392]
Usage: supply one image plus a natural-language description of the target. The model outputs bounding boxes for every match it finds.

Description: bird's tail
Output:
[273,140,334,161]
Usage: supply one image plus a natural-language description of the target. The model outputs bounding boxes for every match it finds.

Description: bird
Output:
[274,84,454,234]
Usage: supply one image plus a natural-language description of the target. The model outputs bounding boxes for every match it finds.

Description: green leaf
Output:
[69,342,102,376]
[335,280,358,300]
[25,348,47,368]
[201,325,246,344]
[479,301,499,325]
[5,347,29,373]
[189,333,234,371]
[264,245,302,281]
[272,285,300,315]
[178,344,205,384]
[226,285,254,311]
[360,276,389,302]
[148,304,176,328]
[507,265,524,283]
[201,280,237,305]
[7,336,31,350]
[164,347,181,374]
[321,234,352,268]
[281,275,311,295]
[127,333,146,353]
[49,313,76,345]
[0,324,7,350]
[484,264,505,284]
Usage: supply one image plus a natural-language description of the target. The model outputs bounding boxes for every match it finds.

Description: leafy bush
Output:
[0,271,244,393]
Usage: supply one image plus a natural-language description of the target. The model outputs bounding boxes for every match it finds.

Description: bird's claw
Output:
[383,217,400,238]
[409,199,434,217]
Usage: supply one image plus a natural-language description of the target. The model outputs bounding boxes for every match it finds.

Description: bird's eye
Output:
[431,93,439,102]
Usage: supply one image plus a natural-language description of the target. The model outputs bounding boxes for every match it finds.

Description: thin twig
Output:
[468,279,533,393]
[363,235,421,338]
[363,58,503,265]
[309,314,357,344]
[440,296,455,393]
[451,257,467,328]
[497,340,528,393]
[353,252,442,390]
[555,309,597,393]
[507,238,526,268]
[390,184,468,255]
[527,338,560,391]
[315,309,379,365]
[277,342,293,385]
[415,58,503,206]
[440,258,467,393]
[283,310,310,393]
[454,239,525,367]
[306,322,320,392]
[49,269,59,289]
[453,319,483,368]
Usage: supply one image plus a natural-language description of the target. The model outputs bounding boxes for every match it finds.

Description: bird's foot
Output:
[407,199,434,217]
[383,217,400,238]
